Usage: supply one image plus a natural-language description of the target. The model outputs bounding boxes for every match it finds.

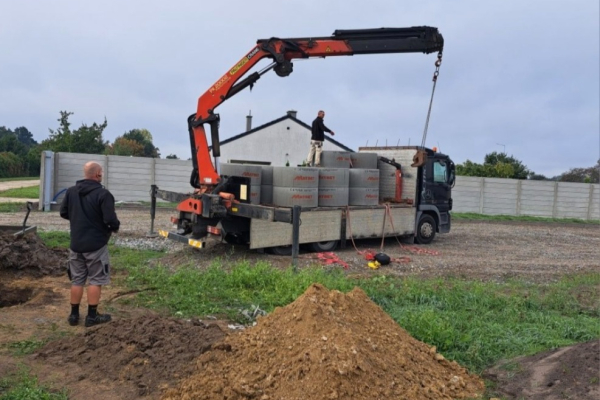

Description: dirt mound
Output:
[485,339,600,400]
[163,284,484,400]
[36,315,227,396]
[0,232,67,277]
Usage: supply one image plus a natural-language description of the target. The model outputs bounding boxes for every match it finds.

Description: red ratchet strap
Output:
[347,206,411,264]
[400,245,440,255]
[346,206,379,259]
[316,252,349,269]
[383,203,440,256]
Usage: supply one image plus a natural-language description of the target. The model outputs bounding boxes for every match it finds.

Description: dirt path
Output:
[0,179,39,191]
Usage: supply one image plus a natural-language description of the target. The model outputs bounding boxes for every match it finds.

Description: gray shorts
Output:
[68,245,111,286]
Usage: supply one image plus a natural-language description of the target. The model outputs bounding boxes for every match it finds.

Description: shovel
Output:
[14,202,34,239]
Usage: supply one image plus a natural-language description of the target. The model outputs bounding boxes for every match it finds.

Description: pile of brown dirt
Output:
[163,284,484,400]
[0,232,67,277]
[36,315,227,396]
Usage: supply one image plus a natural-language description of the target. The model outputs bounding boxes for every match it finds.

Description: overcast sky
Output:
[1,0,598,177]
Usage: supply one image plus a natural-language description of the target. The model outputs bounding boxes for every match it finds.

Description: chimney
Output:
[287,110,297,119]
[246,110,252,131]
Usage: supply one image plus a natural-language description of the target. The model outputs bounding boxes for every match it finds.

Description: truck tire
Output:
[308,240,338,252]
[415,214,436,244]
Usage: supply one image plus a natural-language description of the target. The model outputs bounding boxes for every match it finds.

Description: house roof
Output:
[212,114,354,152]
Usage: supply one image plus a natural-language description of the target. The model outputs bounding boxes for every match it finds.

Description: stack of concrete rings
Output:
[318,168,349,207]
[320,151,352,168]
[350,152,378,169]
[272,167,319,208]
[349,168,380,206]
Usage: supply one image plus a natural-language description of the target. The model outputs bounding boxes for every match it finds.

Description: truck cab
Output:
[417,149,455,242]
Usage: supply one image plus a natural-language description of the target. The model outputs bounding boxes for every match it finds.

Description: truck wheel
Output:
[415,214,436,244]
[267,245,293,256]
[308,240,338,252]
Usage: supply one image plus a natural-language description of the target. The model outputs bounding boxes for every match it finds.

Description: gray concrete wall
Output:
[452,176,599,220]
[45,152,194,207]
[42,152,600,221]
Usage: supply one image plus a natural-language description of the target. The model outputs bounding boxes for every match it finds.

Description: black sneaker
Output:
[84,313,112,327]
[67,314,79,326]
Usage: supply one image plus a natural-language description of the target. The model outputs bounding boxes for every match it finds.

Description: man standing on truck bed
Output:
[306,110,335,167]
[60,161,120,327]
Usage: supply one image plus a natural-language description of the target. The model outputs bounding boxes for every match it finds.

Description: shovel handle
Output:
[22,202,33,231]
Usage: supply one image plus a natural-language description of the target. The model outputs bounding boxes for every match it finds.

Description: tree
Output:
[0,126,13,140]
[559,160,600,183]
[14,127,37,147]
[165,154,179,159]
[484,152,530,179]
[105,137,145,157]
[0,152,25,178]
[40,111,108,154]
[0,134,28,157]
[456,152,531,179]
[25,146,41,176]
[528,173,550,181]
[121,129,160,158]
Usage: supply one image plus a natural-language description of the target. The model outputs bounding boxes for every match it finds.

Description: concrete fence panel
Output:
[41,151,599,220]
[452,177,598,221]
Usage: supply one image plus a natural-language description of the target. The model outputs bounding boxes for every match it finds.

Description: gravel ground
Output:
[1,207,598,283]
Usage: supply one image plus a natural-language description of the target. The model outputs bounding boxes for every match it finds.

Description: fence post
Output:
[587,184,595,221]
[151,158,156,186]
[516,180,522,216]
[104,155,110,190]
[478,177,484,214]
[41,151,54,212]
[552,181,558,218]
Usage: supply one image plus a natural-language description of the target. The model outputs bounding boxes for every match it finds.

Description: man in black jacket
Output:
[60,161,120,327]
[306,110,335,167]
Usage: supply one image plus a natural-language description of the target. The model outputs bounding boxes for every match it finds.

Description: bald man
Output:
[60,161,120,327]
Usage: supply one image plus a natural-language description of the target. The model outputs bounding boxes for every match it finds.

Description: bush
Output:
[0,152,24,178]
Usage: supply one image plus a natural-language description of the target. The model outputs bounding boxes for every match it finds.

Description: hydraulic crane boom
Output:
[187,26,443,189]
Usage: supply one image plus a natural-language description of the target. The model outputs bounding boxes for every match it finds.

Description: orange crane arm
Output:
[187,27,444,188]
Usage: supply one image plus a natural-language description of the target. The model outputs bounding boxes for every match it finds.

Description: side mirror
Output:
[447,162,456,186]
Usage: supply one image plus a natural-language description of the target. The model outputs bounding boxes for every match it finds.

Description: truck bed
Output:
[249,203,415,249]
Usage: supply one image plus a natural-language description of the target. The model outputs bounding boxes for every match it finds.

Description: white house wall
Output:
[217,119,345,167]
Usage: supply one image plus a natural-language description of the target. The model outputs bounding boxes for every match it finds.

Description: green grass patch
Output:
[452,212,599,224]
[5,340,45,356]
[122,259,354,320]
[0,367,68,400]
[0,203,24,213]
[0,186,39,199]
[361,273,600,373]
[37,231,70,248]
[112,245,600,374]
[0,177,38,183]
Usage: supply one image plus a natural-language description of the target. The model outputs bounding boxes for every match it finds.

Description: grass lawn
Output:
[452,212,599,224]
[0,186,39,199]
